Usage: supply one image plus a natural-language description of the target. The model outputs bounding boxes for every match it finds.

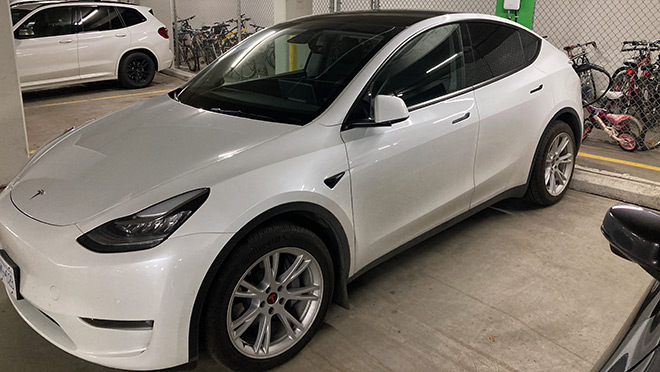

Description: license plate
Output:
[0,250,21,300]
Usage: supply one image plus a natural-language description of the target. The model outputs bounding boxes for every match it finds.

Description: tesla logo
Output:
[267,293,278,305]
[29,189,45,200]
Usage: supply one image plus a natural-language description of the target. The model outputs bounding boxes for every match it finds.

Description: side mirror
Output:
[18,28,34,37]
[373,95,409,125]
[601,204,660,280]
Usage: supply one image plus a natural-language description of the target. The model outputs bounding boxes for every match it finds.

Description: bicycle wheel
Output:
[575,64,610,106]
[582,119,594,141]
[639,122,660,150]
[617,131,638,152]
[185,46,199,72]
[204,46,217,66]
[235,60,256,79]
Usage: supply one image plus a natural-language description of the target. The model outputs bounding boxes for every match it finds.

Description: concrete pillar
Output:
[0,2,29,187]
[274,0,313,24]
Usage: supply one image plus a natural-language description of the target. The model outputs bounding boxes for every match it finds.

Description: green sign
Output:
[495,0,536,29]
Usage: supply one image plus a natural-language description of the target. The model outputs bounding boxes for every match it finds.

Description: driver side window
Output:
[15,7,74,39]
[348,24,466,123]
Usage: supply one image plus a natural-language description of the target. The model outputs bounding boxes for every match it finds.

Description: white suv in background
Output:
[11,1,173,90]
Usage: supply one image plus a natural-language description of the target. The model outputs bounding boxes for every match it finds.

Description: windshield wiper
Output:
[207,108,275,121]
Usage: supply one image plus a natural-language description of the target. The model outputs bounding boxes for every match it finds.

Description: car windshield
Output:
[176,18,402,125]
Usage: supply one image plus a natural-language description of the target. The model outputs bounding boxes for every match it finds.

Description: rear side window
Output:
[520,30,541,62]
[77,6,123,32]
[462,22,528,86]
[117,7,146,27]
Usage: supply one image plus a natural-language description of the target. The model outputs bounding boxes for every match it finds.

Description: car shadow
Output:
[347,196,542,293]
[21,80,125,103]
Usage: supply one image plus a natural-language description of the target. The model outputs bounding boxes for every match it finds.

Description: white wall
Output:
[0,1,28,186]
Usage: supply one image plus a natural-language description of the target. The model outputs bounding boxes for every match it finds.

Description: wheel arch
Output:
[525,106,582,188]
[116,47,159,76]
[553,107,583,152]
[187,202,351,365]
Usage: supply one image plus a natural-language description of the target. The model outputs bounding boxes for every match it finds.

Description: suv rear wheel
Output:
[119,52,156,89]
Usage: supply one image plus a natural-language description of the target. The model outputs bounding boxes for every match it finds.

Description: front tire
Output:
[204,223,334,372]
[525,121,576,206]
[118,52,156,89]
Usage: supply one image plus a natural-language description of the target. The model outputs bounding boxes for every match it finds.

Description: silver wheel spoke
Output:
[287,285,320,301]
[556,169,568,185]
[556,153,573,165]
[549,171,556,193]
[282,308,304,331]
[253,315,271,354]
[236,280,262,298]
[231,306,259,339]
[263,252,279,286]
[279,255,310,285]
[556,137,569,155]
[277,312,298,340]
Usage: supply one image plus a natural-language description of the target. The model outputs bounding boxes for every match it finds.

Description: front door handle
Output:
[452,112,470,124]
[530,84,544,94]
[115,33,127,38]
[59,39,73,44]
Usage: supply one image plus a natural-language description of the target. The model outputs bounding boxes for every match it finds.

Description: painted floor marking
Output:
[29,89,171,108]
[578,152,660,172]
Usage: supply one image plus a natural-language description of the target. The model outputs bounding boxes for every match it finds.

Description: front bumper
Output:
[0,191,231,370]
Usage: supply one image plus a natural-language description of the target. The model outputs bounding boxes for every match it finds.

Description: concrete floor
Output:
[1,74,655,371]
[0,191,651,371]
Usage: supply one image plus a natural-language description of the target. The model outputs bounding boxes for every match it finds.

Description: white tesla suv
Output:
[0,11,582,372]
[11,1,173,90]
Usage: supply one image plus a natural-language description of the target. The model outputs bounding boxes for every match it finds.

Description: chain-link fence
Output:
[534,1,660,150]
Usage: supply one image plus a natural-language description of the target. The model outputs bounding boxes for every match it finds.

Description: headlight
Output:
[77,188,209,253]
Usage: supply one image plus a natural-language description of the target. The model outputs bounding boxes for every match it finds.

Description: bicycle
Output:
[608,40,660,150]
[175,16,199,72]
[566,44,644,151]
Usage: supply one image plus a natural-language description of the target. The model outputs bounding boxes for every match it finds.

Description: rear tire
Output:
[204,223,334,372]
[525,121,576,206]
[118,52,156,89]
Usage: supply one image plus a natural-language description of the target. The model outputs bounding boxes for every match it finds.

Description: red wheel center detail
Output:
[267,293,278,305]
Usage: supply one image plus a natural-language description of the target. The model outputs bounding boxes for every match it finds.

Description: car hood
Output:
[10,95,296,226]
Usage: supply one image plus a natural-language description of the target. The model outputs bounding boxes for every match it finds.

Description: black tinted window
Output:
[15,7,74,38]
[520,30,541,62]
[117,7,146,27]
[11,8,31,25]
[463,22,526,85]
[77,7,114,32]
[373,24,466,107]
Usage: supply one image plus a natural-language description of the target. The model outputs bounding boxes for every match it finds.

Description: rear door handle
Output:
[530,84,544,94]
[452,112,470,124]
[115,33,127,38]
[59,39,73,44]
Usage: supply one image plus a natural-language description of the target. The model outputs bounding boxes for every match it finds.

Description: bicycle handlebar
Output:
[621,40,660,52]
[176,15,196,23]
[563,41,597,52]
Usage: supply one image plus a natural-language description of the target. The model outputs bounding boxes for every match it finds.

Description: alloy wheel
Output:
[227,247,323,359]
[544,132,574,196]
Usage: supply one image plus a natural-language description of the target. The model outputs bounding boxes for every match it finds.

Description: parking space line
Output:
[29,89,171,109]
[578,152,660,172]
